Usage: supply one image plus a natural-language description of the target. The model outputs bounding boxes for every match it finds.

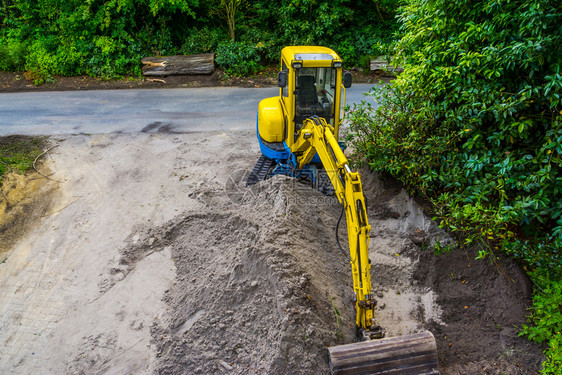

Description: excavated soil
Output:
[0,132,544,374]
[109,168,545,374]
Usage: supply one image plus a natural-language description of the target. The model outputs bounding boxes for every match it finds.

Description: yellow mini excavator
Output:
[247,46,440,374]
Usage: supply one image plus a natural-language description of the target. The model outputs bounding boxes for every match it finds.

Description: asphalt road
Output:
[0,84,377,136]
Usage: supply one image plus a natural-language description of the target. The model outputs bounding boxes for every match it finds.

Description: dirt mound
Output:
[110,169,544,374]
[102,167,545,374]
[113,177,350,374]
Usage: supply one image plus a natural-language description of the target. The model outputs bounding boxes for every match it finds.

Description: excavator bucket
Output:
[328,331,439,374]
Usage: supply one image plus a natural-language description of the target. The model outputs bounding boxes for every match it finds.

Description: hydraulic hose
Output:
[335,204,351,261]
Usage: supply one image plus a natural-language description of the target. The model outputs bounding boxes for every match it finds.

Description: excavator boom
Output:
[293,116,378,336]
[290,116,440,373]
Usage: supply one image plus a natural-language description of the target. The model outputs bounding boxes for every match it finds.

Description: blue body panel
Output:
[255,113,321,163]
[256,114,290,161]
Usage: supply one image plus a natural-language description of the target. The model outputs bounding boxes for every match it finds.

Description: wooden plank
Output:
[141,53,215,76]
[370,56,404,74]
[370,57,390,71]
[329,331,439,375]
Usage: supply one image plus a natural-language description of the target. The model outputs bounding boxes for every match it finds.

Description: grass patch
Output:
[0,135,48,184]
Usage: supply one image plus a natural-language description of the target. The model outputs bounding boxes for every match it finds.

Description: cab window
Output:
[282,61,289,98]
[294,67,336,129]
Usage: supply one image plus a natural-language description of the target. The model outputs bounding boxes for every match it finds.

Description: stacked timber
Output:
[141,53,215,76]
[370,56,403,75]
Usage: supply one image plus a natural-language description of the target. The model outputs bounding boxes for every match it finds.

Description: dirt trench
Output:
[0,132,544,374]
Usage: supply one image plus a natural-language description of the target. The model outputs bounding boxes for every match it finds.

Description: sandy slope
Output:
[0,131,256,373]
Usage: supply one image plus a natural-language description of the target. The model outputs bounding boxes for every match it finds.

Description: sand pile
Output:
[111,171,456,374]
[116,177,350,374]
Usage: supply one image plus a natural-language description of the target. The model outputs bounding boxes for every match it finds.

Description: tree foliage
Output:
[346,0,561,371]
[0,0,400,79]
[1,0,202,80]
[211,0,243,41]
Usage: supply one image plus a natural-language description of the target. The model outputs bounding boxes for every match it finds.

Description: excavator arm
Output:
[292,116,381,338]
[292,116,440,374]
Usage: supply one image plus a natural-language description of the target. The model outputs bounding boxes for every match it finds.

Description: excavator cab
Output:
[258,46,349,150]
[294,67,336,128]
[248,47,440,374]
[250,46,352,190]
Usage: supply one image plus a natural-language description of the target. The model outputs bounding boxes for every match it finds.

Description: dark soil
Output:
[416,246,545,374]
[0,67,387,93]
[367,174,545,374]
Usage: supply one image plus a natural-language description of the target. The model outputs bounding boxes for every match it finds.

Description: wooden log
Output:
[328,331,439,375]
[370,56,404,74]
[370,56,389,71]
[141,53,215,76]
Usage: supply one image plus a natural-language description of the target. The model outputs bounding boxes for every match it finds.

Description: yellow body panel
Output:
[276,46,344,149]
[281,46,342,68]
[258,97,284,143]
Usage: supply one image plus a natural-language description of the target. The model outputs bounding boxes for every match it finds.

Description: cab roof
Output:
[281,46,342,65]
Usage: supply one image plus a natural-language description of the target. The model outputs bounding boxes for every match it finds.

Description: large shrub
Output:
[241,0,400,66]
[215,40,263,76]
[0,0,401,78]
[0,38,27,71]
[346,0,561,371]
[0,0,199,78]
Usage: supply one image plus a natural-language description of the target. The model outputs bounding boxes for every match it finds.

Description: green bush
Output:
[521,270,562,373]
[0,0,401,79]
[215,40,263,76]
[0,0,199,79]
[348,0,562,272]
[181,27,226,55]
[334,40,357,67]
[237,26,280,63]
[331,25,399,67]
[0,39,28,71]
